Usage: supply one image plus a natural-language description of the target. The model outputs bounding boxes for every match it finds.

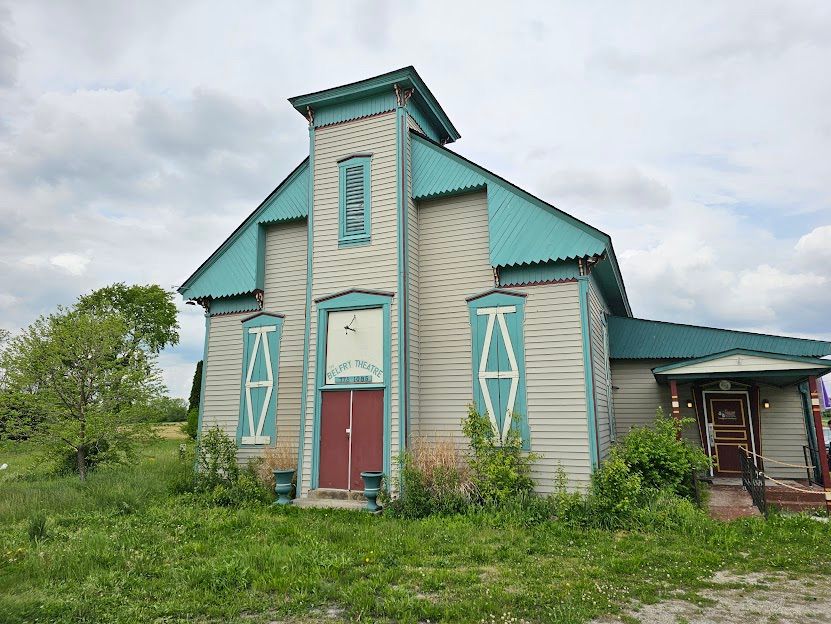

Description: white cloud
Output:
[19,253,91,275]
[49,253,91,275]
[796,225,831,261]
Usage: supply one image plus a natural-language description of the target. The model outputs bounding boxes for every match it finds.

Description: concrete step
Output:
[292,498,368,511]
[766,489,824,503]
[308,488,366,502]
[768,500,825,512]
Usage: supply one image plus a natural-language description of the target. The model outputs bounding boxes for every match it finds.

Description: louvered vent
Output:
[343,165,365,235]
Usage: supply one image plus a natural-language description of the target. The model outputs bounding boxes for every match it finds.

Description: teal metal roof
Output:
[608,316,831,359]
[411,135,486,198]
[411,132,631,315]
[178,158,309,301]
[289,66,460,144]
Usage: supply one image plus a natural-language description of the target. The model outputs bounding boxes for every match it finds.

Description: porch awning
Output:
[651,348,831,386]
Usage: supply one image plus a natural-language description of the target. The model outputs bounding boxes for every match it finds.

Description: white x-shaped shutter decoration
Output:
[241,326,276,445]
[476,305,519,443]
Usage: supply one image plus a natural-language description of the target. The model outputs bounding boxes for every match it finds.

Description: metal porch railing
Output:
[739,447,766,516]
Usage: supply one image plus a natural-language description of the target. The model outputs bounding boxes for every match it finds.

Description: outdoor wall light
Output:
[686,400,694,409]
[763,399,771,409]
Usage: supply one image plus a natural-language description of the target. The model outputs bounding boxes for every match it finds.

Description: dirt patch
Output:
[593,571,831,624]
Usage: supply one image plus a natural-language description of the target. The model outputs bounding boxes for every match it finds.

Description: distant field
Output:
[0,432,830,624]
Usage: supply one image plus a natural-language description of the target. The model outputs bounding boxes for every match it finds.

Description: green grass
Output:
[0,439,830,623]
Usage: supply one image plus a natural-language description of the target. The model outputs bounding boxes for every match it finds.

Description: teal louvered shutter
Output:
[338,156,371,245]
[468,291,529,449]
[237,313,283,446]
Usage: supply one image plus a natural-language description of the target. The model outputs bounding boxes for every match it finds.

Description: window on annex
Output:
[338,155,371,247]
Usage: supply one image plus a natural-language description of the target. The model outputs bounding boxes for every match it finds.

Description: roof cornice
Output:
[289,66,460,144]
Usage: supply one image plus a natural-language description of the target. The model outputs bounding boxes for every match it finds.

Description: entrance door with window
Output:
[707,393,754,475]
[318,389,383,490]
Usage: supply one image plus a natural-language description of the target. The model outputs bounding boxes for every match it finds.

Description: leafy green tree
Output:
[76,283,179,355]
[1,309,161,480]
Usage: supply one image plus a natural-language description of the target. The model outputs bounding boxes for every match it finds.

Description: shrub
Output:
[613,407,710,500]
[462,404,538,505]
[191,427,270,506]
[204,466,271,507]
[588,455,642,528]
[254,439,297,490]
[386,438,473,518]
[183,407,199,439]
[196,427,239,489]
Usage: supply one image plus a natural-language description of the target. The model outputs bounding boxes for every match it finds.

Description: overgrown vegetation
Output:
[387,406,538,518]
[462,405,539,505]
[390,406,711,531]
[1,434,829,624]
[384,437,473,518]
[612,407,710,499]
[187,427,271,507]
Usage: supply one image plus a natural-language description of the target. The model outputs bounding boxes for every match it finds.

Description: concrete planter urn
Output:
[273,468,295,505]
[360,471,384,511]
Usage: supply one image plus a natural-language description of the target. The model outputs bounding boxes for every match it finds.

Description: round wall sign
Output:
[718,380,732,391]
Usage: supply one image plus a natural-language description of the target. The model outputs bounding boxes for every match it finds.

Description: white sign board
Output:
[325,308,384,385]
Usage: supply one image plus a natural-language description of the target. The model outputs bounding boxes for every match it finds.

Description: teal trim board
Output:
[467,289,530,450]
[297,126,315,495]
[236,312,284,447]
[578,277,599,470]
[395,105,409,461]
[311,289,394,489]
[338,155,371,247]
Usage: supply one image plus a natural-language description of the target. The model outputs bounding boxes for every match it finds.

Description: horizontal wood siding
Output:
[200,313,245,459]
[588,277,612,460]
[758,385,810,479]
[514,282,593,490]
[609,360,699,444]
[303,112,400,494]
[263,220,308,457]
[416,192,493,441]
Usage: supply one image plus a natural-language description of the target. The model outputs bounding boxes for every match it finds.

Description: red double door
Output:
[318,389,383,490]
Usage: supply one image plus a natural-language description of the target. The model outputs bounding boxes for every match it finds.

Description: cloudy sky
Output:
[1,1,830,398]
